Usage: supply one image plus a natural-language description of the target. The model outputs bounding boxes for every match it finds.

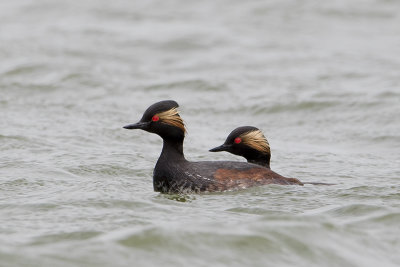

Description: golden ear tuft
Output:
[156,107,186,133]
[240,130,270,154]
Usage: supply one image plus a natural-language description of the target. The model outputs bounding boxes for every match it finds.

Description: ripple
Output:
[369,212,400,226]
[66,164,141,177]
[143,79,226,92]
[29,231,102,246]
[226,207,281,215]
[2,63,46,76]
[251,100,339,115]
[325,203,386,217]
[117,226,278,254]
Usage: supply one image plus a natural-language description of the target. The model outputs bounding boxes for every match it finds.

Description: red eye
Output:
[234,137,241,144]
[152,115,160,122]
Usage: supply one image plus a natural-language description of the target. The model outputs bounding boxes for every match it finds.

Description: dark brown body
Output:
[153,143,303,193]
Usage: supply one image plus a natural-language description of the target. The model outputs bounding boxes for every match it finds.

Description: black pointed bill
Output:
[209,144,231,152]
[123,121,150,130]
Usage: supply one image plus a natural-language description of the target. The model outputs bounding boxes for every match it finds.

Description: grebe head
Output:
[210,126,271,165]
[123,100,186,140]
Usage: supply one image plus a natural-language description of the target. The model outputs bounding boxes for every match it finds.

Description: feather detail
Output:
[240,130,270,154]
[156,107,186,133]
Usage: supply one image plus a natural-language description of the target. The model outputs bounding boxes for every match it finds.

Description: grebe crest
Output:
[155,107,186,134]
[240,129,270,155]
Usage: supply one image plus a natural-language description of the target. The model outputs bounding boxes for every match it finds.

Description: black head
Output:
[123,100,186,141]
[210,126,271,168]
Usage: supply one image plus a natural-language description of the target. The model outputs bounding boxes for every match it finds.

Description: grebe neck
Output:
[160,137,186,161]
[248,154,271,169]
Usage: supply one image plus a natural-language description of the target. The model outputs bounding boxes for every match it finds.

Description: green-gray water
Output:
[1,1,400,266]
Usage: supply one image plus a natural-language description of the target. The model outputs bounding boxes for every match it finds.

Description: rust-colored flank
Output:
[210,167,303,191]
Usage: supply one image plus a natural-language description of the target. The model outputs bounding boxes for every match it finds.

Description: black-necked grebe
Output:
[123,100,303,193]
[209,126,271,168]
[210,126,334,186]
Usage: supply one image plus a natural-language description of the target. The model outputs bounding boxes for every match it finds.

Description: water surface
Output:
[1,1,400,266]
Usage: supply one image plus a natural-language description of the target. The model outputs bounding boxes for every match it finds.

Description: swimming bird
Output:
[209,126,271,168]
[123,100,303,193]
[210,126,334,186]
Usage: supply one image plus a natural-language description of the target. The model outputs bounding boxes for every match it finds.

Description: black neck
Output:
[159,137,186,161]
[247,154,271,169]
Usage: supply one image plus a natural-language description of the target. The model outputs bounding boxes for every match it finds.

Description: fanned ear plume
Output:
[240,130,270,154]
[156,107,186,133]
